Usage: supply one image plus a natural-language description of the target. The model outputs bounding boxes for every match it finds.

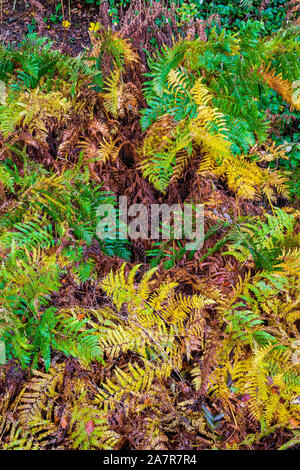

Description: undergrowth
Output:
[0,11,299,450]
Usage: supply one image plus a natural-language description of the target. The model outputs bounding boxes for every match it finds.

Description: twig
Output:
[7,13,28,24]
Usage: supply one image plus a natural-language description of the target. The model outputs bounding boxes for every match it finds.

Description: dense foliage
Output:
[0,0,299,451]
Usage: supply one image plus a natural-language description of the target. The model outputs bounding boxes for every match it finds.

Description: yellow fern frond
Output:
[261,66,299,110]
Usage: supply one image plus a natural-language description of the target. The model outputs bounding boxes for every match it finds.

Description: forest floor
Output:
[0,0,96,54]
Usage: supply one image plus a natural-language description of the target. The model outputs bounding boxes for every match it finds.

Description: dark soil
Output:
[0,0,100,54]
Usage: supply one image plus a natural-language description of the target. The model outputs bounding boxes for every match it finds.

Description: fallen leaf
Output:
[60,414,68,429]
[85,419,95,435]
